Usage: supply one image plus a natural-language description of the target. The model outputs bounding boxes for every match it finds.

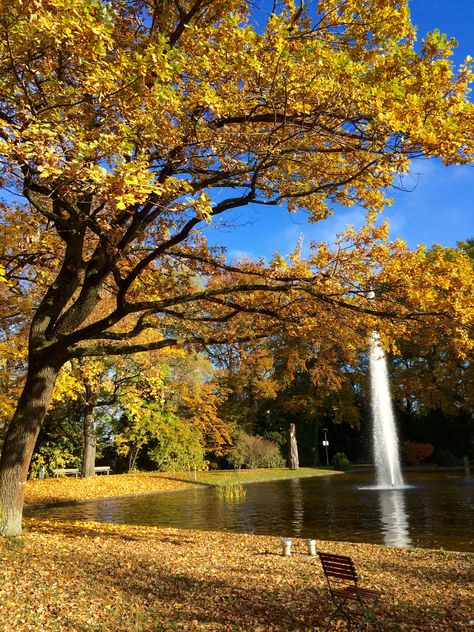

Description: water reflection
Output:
[25,472,474,552]
[290,478,304,535]
[378,489,411,548]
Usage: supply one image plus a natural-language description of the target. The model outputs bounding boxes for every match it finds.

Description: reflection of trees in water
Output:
[290,478,304,536]
[100,488,211,527]
[418,495,434,539]
[299,476,343,535]
[213,484,256,534]
[378,490,411,548]
[244,479,294,535]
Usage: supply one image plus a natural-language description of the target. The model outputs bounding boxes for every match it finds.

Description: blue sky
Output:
[206,0,474,261]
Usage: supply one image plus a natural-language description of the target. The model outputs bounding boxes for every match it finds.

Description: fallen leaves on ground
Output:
[0,519,472,631]
[24,473,200,506]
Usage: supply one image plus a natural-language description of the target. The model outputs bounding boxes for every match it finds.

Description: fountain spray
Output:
[369,331,404,488]
[367,290,404,488]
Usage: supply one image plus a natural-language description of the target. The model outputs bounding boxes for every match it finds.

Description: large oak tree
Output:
[0,0,473,535]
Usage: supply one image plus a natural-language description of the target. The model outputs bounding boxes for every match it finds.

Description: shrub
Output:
[147,414,206,472]
[263,431,286,447]
[29,445,78,478]
[403,441,434,465]
[264,449,286,468]
[433,448,460,467]
[331,452,351,471]
[116,405,206,473]
[229,434,282,469]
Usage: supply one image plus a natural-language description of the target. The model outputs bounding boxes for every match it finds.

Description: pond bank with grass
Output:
[24,468,338,506]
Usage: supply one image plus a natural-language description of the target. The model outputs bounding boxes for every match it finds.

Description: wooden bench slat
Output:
[332,586,382,601]
[51,466,111,477]
[318,552,358,581]
[323,569,358,581]
[318,551,384,629]
[52,468,79,477]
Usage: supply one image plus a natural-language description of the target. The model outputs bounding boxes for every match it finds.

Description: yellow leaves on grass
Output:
[1,519,472,631]
[24,472,198,506]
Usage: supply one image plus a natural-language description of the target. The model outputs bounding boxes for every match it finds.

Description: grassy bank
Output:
[24,468,336,506]
[172,467,337,486]
[1,519,472,631]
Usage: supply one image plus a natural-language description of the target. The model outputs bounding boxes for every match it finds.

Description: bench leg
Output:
[326,599,382,631]
[358,601,383,631]
[326,598,353,631]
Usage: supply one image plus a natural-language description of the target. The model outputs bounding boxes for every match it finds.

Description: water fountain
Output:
[369,331,405,488]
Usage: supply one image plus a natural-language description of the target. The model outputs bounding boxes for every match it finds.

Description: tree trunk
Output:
[287,423,299,470]
[82,401,96,478]
[0,361,60,536]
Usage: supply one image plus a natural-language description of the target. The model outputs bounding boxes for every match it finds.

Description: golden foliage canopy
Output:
[0,0,472,369]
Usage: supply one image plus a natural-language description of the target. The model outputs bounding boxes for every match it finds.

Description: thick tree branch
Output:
[69,337,179,358]
[69,332,270,358]
[116,190,257,306]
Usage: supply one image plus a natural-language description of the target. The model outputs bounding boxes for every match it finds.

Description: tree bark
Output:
[0,361,60,536]
[82,402,96,478]
[81,379,97,478]
[287,423,299,470]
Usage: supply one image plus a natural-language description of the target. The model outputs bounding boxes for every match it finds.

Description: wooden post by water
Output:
[287,423,299,470]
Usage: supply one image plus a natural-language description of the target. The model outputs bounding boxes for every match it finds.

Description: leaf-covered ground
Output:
[1,519,472,631]
[24,473,200,506]
[16,475,474,630]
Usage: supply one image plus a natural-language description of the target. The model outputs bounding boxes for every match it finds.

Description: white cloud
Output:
[226,248,258,263]
[276,207,369,257]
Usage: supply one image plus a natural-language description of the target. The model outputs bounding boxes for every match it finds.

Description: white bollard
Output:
[281,538,292,556]
[306,539,317,556]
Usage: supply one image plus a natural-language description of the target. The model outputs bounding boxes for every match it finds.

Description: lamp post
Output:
[322,427,329,466]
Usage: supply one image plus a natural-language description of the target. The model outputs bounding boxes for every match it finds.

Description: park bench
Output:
[52,468,79,477]
[318,551,383,631]
[94,466,111,475]
[51,466,111,477]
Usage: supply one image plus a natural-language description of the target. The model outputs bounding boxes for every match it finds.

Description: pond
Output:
[25,471,474,552]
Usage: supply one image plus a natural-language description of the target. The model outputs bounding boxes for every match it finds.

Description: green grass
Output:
[164,467,340,487]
